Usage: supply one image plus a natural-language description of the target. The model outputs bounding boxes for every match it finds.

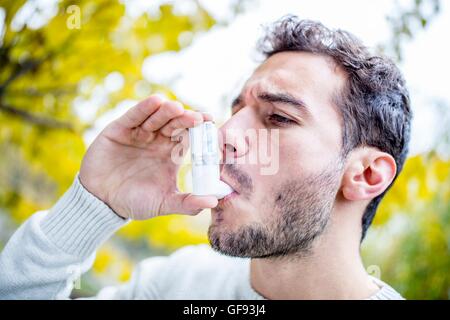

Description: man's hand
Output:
[79,95,218,220]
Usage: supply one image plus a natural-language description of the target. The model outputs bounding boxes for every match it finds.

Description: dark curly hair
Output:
[257,16,412,240]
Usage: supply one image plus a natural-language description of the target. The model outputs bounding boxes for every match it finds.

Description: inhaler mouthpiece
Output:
[189,121,234,199]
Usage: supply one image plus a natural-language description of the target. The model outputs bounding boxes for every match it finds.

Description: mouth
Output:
[218,190,239,205]
[219,174,240,205]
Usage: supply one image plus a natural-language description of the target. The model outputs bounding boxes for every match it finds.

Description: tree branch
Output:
[5,86,77,97]
[0,58,44,95]
[0,103,74,131]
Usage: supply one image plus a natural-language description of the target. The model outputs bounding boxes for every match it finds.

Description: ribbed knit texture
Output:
[40,175,126,258]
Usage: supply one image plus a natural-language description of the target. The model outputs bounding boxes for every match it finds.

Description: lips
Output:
[220,190,239,203]
[218,173,240,205]
[219,173,239,195]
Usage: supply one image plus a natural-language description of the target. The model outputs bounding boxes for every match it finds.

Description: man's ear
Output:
[341,148,397,201]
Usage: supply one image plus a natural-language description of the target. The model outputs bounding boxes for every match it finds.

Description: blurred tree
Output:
[0,0,215,231]
[381,0,441,61]
[362,154,450,299]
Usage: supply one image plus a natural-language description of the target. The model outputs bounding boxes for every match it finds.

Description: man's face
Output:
[209,51,348,258]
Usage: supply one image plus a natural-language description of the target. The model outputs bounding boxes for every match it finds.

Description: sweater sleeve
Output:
[0,175,128,299]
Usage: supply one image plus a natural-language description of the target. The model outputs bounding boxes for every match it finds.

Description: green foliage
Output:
[363,154,450,299]
[382,0,441,61]
[0,0,215,223]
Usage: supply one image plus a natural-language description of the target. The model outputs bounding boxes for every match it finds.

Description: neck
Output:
[250,208,380,300]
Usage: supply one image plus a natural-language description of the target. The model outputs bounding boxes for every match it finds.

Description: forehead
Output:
[243,51,347,108]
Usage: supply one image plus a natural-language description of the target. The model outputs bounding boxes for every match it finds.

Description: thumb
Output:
[161,193,218,215]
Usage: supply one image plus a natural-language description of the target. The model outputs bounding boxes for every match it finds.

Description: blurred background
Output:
[0,0,448,299]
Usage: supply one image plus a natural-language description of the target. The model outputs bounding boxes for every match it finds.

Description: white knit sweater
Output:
[0,176,404,300]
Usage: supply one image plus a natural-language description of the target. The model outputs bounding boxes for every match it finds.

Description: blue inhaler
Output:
[189,121,234,199]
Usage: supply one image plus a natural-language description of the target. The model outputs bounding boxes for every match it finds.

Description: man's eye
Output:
[268,114,295,126]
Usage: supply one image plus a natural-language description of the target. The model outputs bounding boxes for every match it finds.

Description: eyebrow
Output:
[231,91,311,117]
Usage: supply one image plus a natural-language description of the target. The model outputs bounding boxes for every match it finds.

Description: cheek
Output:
[279,129,340,174]
[250,151,296,203]
[244,130,339,201]
[274,136,313,175]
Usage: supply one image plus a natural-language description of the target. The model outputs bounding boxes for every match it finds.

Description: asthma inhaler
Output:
[189,121,234,199]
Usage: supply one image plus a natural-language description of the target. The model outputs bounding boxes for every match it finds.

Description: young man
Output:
[0,16,410,299]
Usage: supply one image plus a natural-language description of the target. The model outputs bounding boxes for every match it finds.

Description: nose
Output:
[218,115,251,164]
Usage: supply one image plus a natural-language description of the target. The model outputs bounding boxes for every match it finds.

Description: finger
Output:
[160,110,204,138]
[116,95,164,129]
[161,193,218,215]
[141,100,185,132]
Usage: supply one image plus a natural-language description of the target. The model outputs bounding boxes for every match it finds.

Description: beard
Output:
[208,161,343,259]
